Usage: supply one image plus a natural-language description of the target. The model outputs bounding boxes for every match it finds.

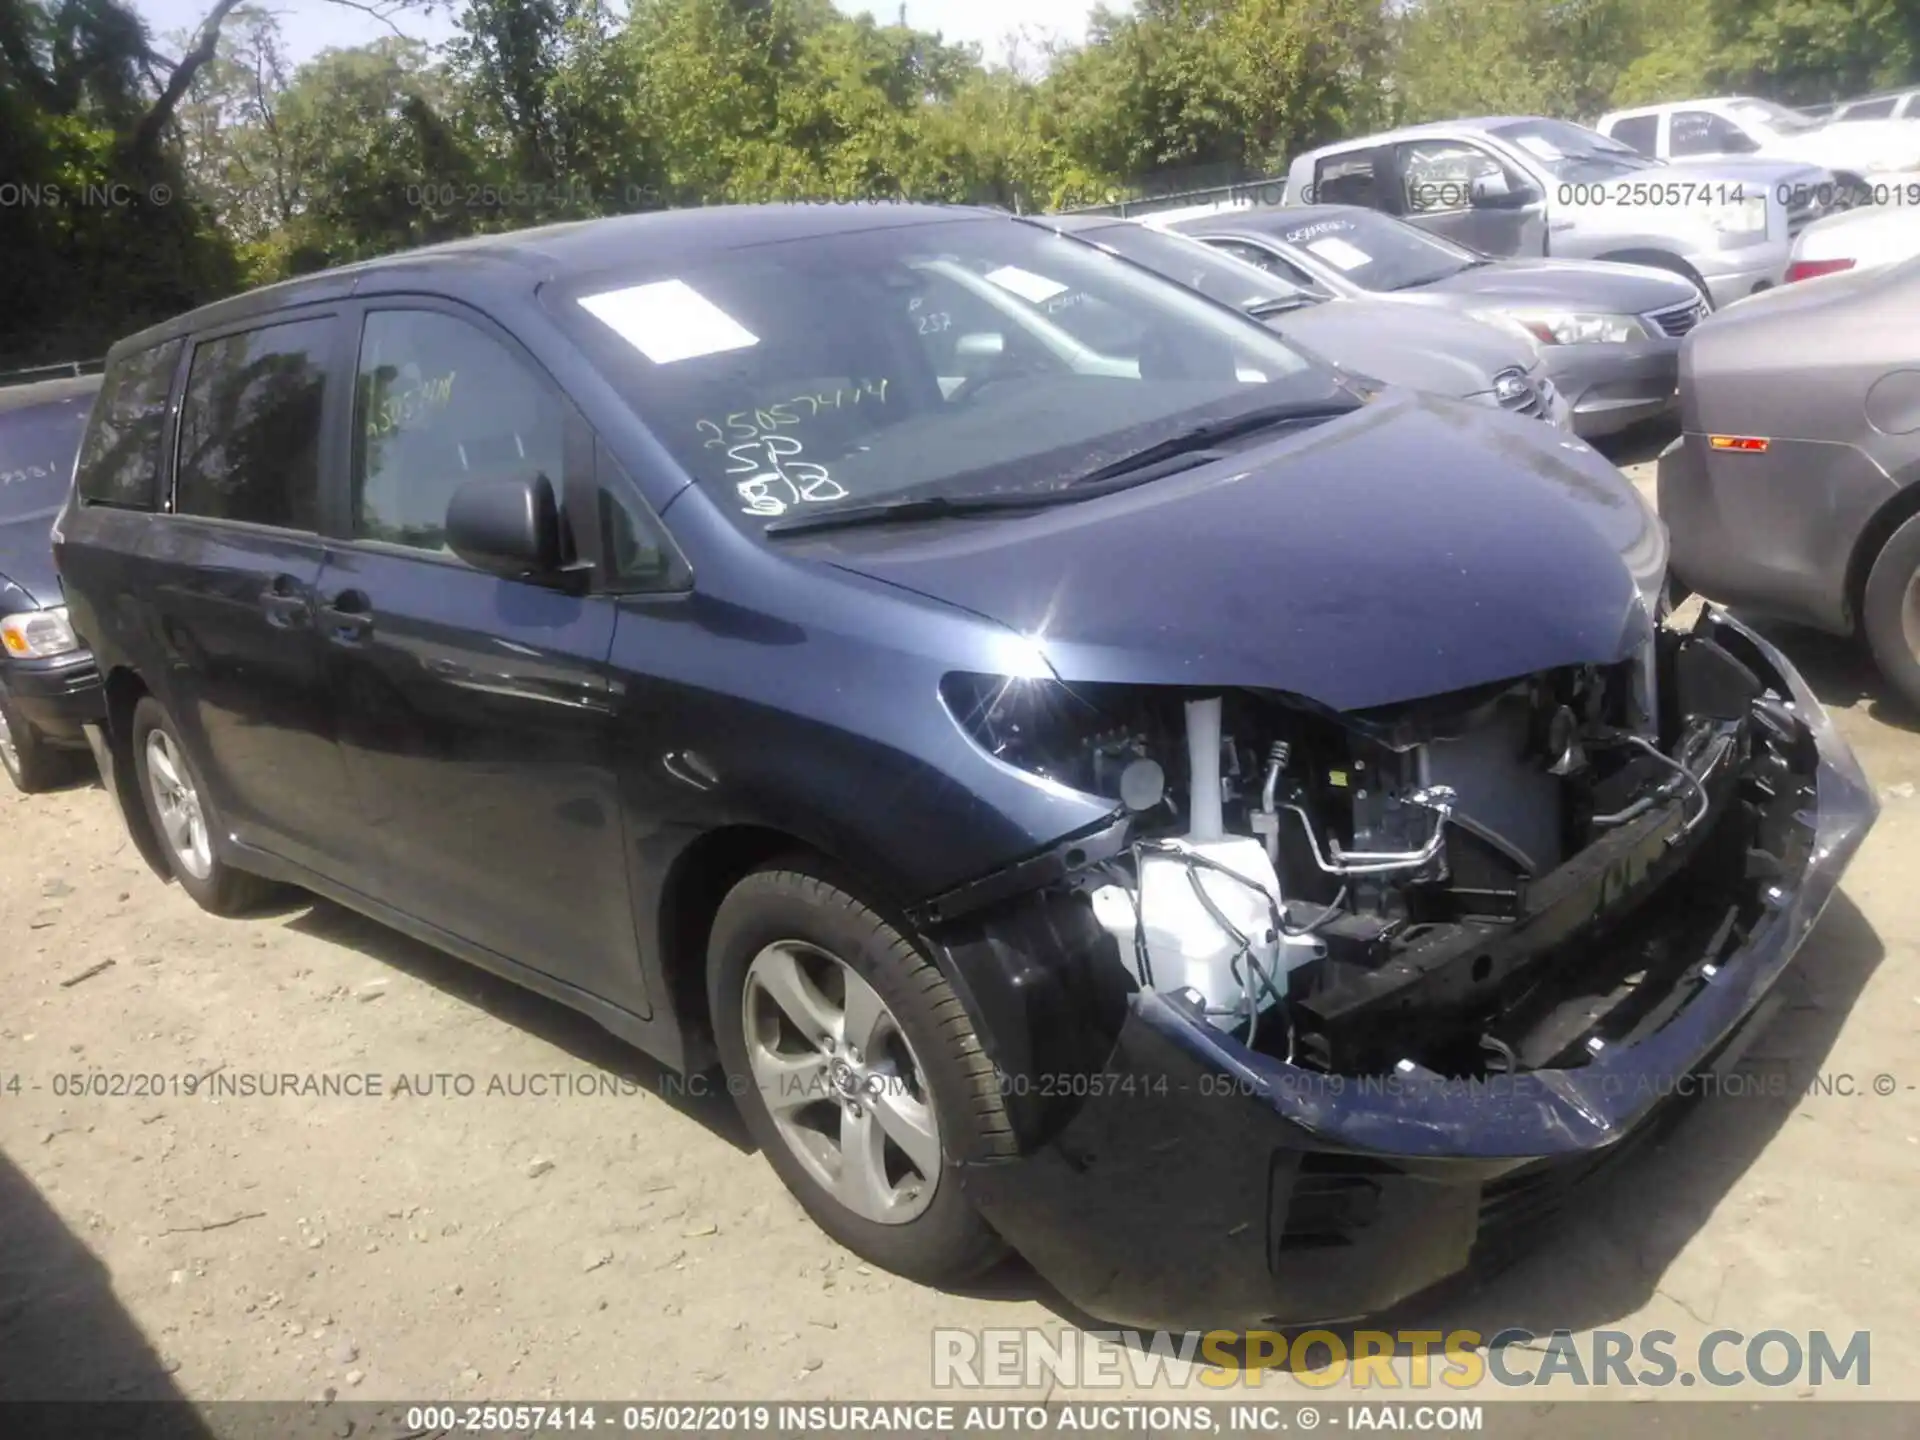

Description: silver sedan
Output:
[1162,204,1707,438]
[1659,255,1920,708]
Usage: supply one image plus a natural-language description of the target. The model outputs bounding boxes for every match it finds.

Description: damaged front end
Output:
[920,608,1874,1330]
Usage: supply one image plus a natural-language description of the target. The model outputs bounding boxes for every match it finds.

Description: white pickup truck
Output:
[1595,96,1920,207]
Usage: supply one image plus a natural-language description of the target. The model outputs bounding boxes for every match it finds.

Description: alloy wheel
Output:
[741,941,942,1225]
[1903,569,1920,665]
[145,729,213,880]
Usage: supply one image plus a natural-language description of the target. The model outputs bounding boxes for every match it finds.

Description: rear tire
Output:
[708,861,1011,1285]
[0,687,75,794]
[129,696,279,915]
[1861,512,1920,714]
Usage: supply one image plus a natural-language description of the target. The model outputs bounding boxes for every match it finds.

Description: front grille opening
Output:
[1648,300,1707,339]
[1271,1152,1394,1252]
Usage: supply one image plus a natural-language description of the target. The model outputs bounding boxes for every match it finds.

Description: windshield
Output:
[0,393,93,523]
[552,217,1340,529]
[1070,222,1313,312]
[1489,118,1660,180]
[1258,209,1478,293]
[1728,98,1824,134]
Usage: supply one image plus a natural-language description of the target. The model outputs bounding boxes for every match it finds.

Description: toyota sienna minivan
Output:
[54,204,1873,1330]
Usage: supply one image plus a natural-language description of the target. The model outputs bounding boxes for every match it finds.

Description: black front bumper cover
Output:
[949,610,1876,1331]
[1,647,104,742]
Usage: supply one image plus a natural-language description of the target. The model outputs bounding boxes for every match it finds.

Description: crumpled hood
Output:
[1403,257,1699,314]
[0,510,62,609]
[800,393,1663,712]
[1269,297,1537,398]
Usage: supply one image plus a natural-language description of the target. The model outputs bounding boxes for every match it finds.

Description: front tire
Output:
[1861,512,1920,714]
[129,696,279,915]
[0,687,75,794]
[708,863,1011,1285]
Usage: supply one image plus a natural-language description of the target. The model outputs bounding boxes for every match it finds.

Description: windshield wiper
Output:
[1246,295,1316,318]
[764,396,1361,538]
[1059,396,1363,488]
[764,489,1075,538]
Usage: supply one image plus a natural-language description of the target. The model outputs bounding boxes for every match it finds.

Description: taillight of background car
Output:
[1785,257,1857,283]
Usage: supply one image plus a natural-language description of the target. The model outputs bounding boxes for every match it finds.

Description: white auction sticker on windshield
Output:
[984,265,1070,304]
[1304,236,1373,271]
[577,280,760,365]
[1512,135,1564,161]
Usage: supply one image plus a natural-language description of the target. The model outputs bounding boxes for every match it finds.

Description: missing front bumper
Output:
[954,609,1875,1330]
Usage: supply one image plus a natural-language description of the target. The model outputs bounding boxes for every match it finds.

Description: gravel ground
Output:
[2,432,1916,1407]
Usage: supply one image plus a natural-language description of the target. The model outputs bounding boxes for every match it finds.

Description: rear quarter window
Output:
[75,340,183,510]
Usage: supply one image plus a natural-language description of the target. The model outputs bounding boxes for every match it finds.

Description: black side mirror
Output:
[446,472,574,583]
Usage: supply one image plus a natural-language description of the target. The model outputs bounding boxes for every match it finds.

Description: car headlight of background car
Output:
[1473,308,1653,345]
[1705,194,1770,243]
[0,606,82,660]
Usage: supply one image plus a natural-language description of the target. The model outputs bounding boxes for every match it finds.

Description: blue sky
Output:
[128,1,1124,65]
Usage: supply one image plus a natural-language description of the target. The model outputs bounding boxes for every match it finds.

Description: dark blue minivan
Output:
[53,205,1874,1329]
[1,371,105,791]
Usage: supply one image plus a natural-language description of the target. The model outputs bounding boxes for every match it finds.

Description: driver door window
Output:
[1398,141,1508,214]
[1671,110,1752,157]
[1841,98,1896,120]
[353,309,565,554]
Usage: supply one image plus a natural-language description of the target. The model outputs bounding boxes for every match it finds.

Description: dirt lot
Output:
[3,443,1917,1407]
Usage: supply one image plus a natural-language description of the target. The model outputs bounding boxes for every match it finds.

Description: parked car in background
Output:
[1831,88,1920,123]
[1034,214,1570,428]
[1281,116,1832,308]
[52,203,1872,1331]
[1154,203,1702,438]
[0,369,104,792]
[1596,97,1920,202]
[1659,256,1920,708]
[1785,202,1920,283]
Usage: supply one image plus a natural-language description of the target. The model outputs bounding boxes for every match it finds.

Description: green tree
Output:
[1,0,237,367]
[1389,0,1652,124]
[1042,0,1389,195]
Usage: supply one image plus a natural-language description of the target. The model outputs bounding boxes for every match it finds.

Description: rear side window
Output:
[174,317,333,530]
[1312,148,1389,209]
[1606,114,1659,155]
[352,309,565,553]
[75,341,181,509]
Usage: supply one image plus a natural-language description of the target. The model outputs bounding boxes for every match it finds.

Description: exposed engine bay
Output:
[937,621,1819,1080]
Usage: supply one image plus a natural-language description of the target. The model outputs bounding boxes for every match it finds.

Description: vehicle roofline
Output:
[102,202,1006,362]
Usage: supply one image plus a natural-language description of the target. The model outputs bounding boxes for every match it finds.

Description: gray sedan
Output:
[1037,214,1571,429]
[1660,254,1920,708]
[1162,204,1707,438]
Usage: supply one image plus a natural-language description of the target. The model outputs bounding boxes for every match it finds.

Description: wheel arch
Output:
[1592,247,1711,299]
[1845,464,1920,635]
[653,824,850,1067]
[102,666,173,881]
